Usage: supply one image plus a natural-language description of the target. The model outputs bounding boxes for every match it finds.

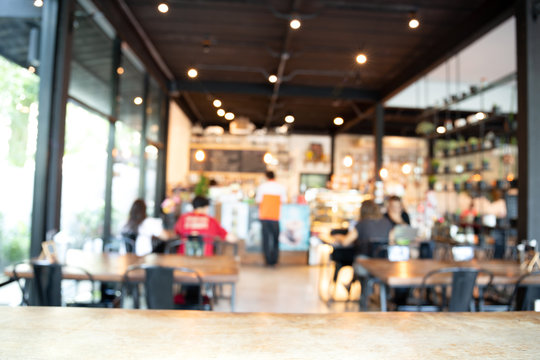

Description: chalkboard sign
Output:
[190,149,267,173]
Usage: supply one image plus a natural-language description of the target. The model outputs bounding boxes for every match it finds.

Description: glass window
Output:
[69,5,113,116]
[112,121,142,232]
[111,50,145,233]
[144,145,159,213]
[146,78,162,143]
[0,55,39,269]
[61,102,109,247]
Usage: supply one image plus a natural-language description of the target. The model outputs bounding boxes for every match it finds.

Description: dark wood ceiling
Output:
[104,0,513,135]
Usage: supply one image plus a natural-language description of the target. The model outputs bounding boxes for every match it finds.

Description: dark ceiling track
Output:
[172,80,379,101]
[264,0,301,129]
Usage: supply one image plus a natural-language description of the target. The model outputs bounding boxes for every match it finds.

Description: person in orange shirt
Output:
[256,171,287,266]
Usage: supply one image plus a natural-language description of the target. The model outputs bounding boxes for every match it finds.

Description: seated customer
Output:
[174,196,236,255]
[335,200,393,258]
[384,195,410,226]
[121,199,167,256]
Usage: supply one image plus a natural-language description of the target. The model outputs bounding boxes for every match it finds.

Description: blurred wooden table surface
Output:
[0,307,538,359]
[356,259,529,287]
[4,250,239,284]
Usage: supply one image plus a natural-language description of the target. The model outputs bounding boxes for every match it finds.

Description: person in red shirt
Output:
[174,196,234,256]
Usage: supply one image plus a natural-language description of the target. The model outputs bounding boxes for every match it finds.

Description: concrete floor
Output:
[213,265,361,313]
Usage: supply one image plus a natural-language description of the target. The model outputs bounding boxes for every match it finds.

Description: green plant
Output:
[428,175,437,189]
[194,173,210,197]
[447,139,458,151]
[468,137,479,146]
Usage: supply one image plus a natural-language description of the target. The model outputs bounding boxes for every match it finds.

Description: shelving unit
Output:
[421,76,518,260]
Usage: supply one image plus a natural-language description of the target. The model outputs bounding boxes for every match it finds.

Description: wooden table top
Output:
[4,250,239,284]
[0,307,538,359]
[356,259,533,286]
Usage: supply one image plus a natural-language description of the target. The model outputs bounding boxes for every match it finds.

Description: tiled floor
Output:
[214,265,361,313]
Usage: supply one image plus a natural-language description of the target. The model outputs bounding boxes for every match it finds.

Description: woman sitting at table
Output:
[333,200,393,258]
[121,199,168,256]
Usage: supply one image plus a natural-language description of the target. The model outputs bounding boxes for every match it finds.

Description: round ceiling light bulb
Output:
[409,18,419,29]
[157,3,169,13]
[475,112,486,120]
[116,67,124,75]
[224,112,235,120]
[379,168,388,179]
[436,126,446,134]
[33,0,43,7]
[290,19,301,30]
[133,97,143,105]
[356,53,367,64]
[333,117,344,126]
[195,150,205,162]
[263,152,273,164]
[268,74,278,83]
[213,99,222,108]
[285,115,295,123]
[343,155,353,168]
[217,109,225,117]
[28,66,36,74]
[187,68,198,78]
[401,163,412,175]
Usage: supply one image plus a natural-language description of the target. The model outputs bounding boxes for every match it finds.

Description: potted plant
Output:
[481,159,490,170]
[428,175,437,190]
[447,139,458,155]
[468,137,479,151]
[495,179,507,190]
[431,159,440,174]
[477,180,487,191]
[465,161,474,171]
[453,177,462,192]
[434,140,448,157]
[457,136,467,154]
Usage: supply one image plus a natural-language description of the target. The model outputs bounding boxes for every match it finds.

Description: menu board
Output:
[190,149,267,173]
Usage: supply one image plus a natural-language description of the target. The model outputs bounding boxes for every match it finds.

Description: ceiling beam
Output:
[264,0,301,128]
[170,80,379,101]
[93,0,173,93]
[380,0,515,103]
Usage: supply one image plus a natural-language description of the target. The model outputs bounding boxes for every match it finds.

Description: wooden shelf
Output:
[425,115,512,140]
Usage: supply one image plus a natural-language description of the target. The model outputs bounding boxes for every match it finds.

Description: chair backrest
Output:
[13,262,95,306]
[165,235,223,256]
[421,267,493,312]
[509,271,540,311]
[104,236,136,254]
[123,265,204,310]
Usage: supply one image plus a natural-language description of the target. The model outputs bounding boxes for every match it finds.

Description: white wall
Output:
[166,101,192,191]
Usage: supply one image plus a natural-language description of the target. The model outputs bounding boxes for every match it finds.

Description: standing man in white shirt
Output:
[256,171,287,266]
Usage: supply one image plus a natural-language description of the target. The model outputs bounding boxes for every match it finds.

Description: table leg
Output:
[380,282,387,312]
[359,276,369,311]
[230,283,236,312]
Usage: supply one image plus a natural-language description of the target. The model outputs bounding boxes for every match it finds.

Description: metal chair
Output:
[164,235,238,256]
[482,270,540,311]
[397,267,494,312]
[104,236,136,253]
[122,264,207,310]
[12,261,97,307]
